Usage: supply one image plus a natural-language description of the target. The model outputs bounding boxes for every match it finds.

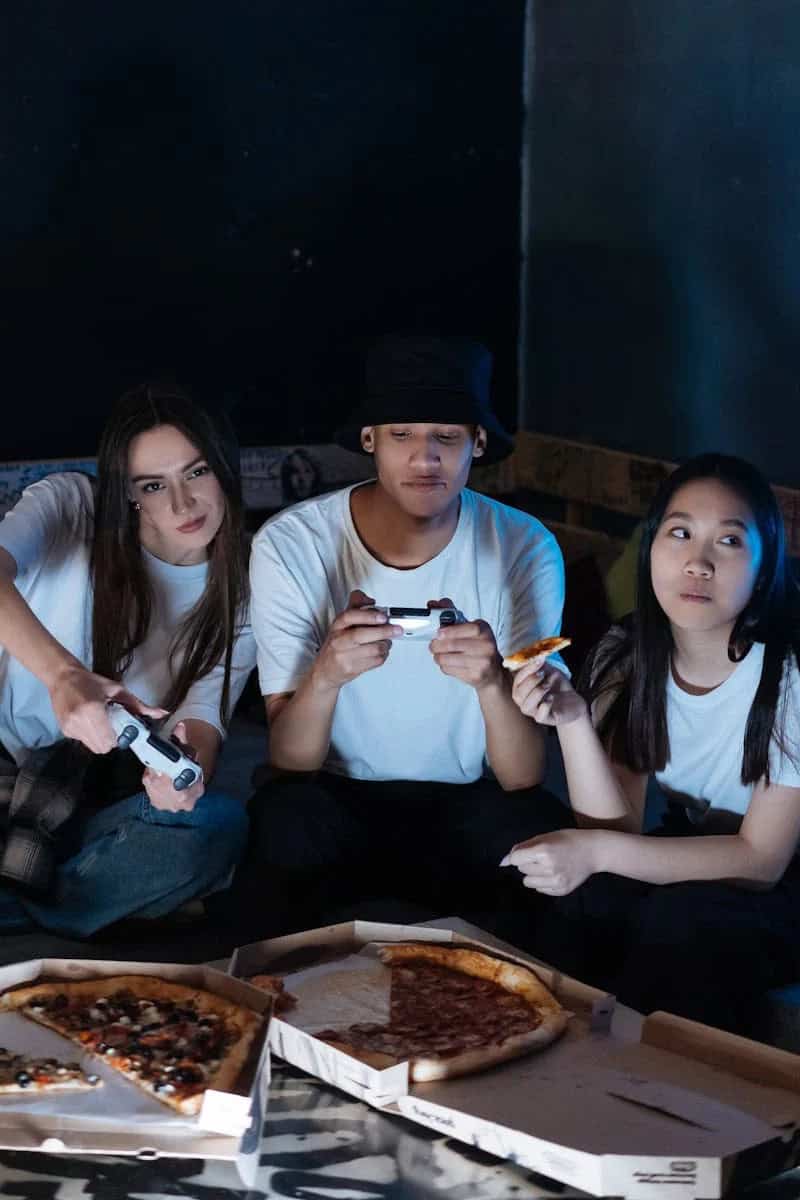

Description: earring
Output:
[132,502,141,512]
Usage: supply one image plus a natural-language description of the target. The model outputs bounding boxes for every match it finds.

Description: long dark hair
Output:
[91,382,248,726]
[585,453,800,785]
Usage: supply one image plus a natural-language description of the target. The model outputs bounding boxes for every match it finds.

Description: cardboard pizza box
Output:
[0,958,272,1186]
[230,918,613,1105]
[230,918,800,1199]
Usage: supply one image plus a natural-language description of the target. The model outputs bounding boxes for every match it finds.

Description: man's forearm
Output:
[479,673,546,790]
[268,669,340,771]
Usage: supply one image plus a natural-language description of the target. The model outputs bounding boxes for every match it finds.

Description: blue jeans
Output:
[0,789,248,938]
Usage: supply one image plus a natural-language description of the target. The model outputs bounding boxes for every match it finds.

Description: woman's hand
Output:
[142,721,205,813]
[500,829,599,895]
[49,663,167,754]
[511,661,587,727]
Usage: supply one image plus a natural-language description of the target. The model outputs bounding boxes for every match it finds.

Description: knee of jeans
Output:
[141,788,246,850]
[187,791,249,863]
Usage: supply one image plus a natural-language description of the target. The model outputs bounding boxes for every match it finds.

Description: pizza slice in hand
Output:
[502,636,571,672]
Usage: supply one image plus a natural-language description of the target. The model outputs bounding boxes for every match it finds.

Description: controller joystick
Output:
[107,704,202,791]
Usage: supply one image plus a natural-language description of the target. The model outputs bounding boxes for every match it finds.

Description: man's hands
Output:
[510,661,587,727]
[314,594,566,704]
[312,590,403,691]
[265,590,402,773]
[501,829,600,895]
[428,598,503,691]
[142,720,205,813]
[48,663,167,755]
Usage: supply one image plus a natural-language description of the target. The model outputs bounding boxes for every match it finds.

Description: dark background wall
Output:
[522,0,800,487]
[1,2,524,459]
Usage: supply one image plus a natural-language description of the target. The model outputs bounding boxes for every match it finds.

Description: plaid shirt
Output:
[0,740,92,894]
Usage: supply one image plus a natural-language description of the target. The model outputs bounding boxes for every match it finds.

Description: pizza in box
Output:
[249,942,568,1083]
[0,974,264,1115]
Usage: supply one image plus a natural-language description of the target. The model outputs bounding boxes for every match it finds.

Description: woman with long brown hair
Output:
[0,382,254,936]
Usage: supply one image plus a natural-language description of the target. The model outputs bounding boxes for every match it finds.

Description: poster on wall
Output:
[0,447,372,520]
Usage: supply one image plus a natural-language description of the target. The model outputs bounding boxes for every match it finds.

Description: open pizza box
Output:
[0,958,272,1187]
[230,919,800,1199]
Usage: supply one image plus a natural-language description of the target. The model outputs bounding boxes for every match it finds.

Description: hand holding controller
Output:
[373,606,465,639]
[107,703,203,791]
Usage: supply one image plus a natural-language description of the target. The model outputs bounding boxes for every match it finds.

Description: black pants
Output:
[214,772,573,943]
[524,813,800,1037]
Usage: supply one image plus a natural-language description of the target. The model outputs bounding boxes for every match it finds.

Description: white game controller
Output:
[107,703,202,791]
[374,606,465,639]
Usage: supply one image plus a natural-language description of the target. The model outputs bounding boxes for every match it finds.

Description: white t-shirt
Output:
[250,484,565,783]
[0,472,256,764]
[656,642,800,818]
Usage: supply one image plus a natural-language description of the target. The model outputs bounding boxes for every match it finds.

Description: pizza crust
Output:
[3,975,248,1019]
[502,636,572,672]
[0,1078,97,1095]
[408,1023,566,1083]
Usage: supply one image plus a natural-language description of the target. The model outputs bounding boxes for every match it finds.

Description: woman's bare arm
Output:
[505,780,800,893]
[0,546,164,753]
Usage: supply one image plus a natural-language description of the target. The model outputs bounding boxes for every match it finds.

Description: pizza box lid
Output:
[229,918,800,1199]
[0,957,272,1186]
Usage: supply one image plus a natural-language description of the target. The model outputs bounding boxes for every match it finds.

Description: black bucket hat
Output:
[334,335,515,466]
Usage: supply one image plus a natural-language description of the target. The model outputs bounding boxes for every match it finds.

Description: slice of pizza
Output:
[0,1047,102,1095]
[312,943,568,1083]
[247,974,298,1014]
[0,975,263,1116]
[502,635,572,672]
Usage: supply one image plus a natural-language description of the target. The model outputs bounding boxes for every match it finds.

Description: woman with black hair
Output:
[0,383,254,937]
[503,453,800,1034]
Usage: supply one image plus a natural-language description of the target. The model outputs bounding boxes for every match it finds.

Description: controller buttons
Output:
[439,611,456,626]
[146,734,181,763]
[117,724,139,750]
[173,768,197,792]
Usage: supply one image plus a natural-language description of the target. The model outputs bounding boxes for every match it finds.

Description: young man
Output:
[237,335,572,937]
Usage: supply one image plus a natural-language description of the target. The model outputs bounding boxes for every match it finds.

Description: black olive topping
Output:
[172,1066,203,1085]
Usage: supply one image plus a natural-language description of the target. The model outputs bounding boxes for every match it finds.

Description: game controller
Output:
[374,606,465,638]
[107,703,203,791]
